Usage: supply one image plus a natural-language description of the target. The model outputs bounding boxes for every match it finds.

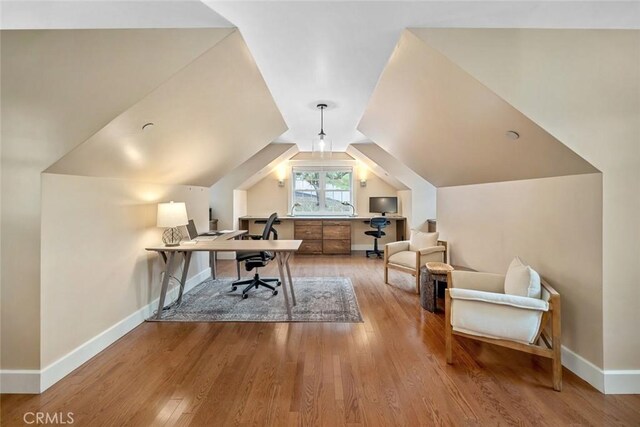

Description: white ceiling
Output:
[0,0,232,29]
[3,1,639,153]
[205,1,640,150]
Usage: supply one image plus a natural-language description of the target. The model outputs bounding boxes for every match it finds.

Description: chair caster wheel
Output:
[273,290,278,296]
[276,282,281,287]
[242,294,248,299]
[255,284,259,289]
[231,286,237,291]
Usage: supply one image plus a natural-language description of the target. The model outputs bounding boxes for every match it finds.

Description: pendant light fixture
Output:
[312,103,332,159]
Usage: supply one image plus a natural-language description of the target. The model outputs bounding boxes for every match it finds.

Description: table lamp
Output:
[157,201,188,246]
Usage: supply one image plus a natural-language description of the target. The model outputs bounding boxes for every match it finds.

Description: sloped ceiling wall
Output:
[358,30,598,188]
[45,29,287,187]
[213,142,299,193]
[1,28,236,168]
[347,143,428,192]
[341,147,408,191]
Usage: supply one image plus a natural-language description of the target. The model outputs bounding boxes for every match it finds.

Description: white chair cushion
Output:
[409,230,438,252]
[450,296,545,344]
[504,257,542,299]
[449,288,548,311]
[387,251,416,269]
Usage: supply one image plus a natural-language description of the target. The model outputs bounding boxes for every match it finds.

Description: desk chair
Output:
[365,217,388,258]
[232,212,281,299]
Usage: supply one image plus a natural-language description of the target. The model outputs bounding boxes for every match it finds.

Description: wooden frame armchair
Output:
[445,270,562,391]
[384,240,448,293]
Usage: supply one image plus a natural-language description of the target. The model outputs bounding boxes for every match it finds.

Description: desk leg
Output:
[177,251,192,305]
[284,252,296,306]
[156,251,177,320]
[210,251,217,280]
[276,253,292,320]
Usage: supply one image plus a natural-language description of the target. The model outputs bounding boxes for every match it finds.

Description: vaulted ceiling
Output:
[204,1,638,150]
[3,1,637,189]
[44,29,286,186]
[358,30,599,187]
[1,27,236,170]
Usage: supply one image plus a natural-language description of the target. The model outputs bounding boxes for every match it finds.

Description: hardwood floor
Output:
[2,254,639,426]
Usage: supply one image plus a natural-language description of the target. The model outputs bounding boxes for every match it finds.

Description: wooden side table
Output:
[420,263,475,312]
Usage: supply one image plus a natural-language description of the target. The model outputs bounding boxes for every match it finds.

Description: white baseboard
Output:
[561,346,640,394]
[604,370,640,394]
[561,346,605,392]
[0,268,210,395]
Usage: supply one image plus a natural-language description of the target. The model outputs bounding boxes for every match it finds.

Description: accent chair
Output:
[445,257,562,391]
[384,230,448,293]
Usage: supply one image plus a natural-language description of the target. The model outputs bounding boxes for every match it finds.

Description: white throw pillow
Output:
[504,257,542,299]
[409,230,439,252]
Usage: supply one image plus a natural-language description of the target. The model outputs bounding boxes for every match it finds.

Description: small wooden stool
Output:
[421,262,454,312]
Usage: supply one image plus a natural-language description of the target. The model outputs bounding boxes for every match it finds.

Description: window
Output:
[292,166,353,215]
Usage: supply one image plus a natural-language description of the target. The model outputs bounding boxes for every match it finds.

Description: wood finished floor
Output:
[2,254,639,426]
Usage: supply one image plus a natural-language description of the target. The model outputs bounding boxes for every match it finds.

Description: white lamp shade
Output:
[156,202,188,228]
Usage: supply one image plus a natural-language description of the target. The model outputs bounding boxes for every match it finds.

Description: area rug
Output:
[149,276,363,323]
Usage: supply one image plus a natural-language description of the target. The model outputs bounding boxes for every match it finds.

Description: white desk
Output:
[146,239,302,320]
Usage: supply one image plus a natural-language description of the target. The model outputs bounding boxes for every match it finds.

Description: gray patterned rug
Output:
[149,276,363,323]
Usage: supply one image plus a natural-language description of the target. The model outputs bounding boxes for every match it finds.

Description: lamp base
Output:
[162,227,183,246]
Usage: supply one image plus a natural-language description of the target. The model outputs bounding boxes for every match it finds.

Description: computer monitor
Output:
[369,197,398,216]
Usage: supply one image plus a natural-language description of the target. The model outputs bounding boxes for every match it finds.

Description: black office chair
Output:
[232,212,281,299]
[365,216,388,258]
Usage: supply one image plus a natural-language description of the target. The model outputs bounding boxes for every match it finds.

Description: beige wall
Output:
[347,143,436,229]
[246,168,402,245]
[415,29,639,370]
[0,28,241,370]
[246,171,290,218]
[438,173,603,367]
[1,148,42,369]
[353,172,401,246]
[40,174,209,367]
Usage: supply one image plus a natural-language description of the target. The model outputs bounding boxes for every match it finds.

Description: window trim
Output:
[289,162,355,216]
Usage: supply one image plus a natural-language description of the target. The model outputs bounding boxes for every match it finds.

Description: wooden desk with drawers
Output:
[238,215,407,255]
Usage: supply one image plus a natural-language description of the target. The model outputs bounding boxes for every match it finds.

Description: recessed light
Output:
[506,130,520,140]
[142,122,154,131]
